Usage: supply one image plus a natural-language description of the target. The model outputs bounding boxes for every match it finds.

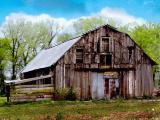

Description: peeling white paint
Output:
[91,72,104,99]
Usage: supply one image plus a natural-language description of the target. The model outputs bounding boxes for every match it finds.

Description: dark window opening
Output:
[100,54,112,65]
[76,49,83,63]
[43,78,51,84]
[104,79,109,95]
[102,37,110,52]
[128,47,133,61]
[97,41,100,53]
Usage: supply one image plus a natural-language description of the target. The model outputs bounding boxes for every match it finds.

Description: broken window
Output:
[76,49,83,63]
[100,54,112,65]
[128,46,134,61]
[102,37,110,52]
[97,40,100,53]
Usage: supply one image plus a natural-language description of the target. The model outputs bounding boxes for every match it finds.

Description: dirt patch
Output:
[64,114,92,120]
[105,112,159,120]
[34,114,92,120]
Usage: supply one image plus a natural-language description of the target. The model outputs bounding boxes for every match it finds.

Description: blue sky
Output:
[0,0,160,24]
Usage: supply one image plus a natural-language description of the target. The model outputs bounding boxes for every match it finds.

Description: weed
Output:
[55,112,63,120]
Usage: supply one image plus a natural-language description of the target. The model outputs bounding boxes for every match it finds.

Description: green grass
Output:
[0,97,160,120]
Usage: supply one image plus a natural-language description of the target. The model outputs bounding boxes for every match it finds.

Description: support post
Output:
[6,85,10,102]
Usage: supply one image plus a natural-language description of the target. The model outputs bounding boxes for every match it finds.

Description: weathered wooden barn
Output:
[5,25,157,102]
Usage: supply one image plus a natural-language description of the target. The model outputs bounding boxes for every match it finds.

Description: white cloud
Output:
[5,12,68,27]
[99,7,145,25]
[0,27,3,37]
[0,7,146,38]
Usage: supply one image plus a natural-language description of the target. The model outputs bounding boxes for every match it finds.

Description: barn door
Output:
[110,79,120,99]
[104,79,120,99]
[104,78,109,98]
[91,72,104,99]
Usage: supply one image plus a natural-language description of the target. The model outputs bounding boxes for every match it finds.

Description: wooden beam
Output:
[6,75,52,85]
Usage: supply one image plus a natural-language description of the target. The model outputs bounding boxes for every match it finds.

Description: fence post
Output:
[6,85,10,102]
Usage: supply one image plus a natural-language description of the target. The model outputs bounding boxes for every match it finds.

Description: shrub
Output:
[54,88,67,100]
[65,86,77,101]
[143,95,152,99]
[54,87,77,100]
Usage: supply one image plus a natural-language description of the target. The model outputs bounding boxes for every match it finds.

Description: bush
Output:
[54,88,67,100]
[54,87,77,101]
[65,87,77,101]
[143,95,152,99]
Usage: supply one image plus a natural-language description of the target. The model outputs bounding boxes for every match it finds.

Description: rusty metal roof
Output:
[21,36,81,73]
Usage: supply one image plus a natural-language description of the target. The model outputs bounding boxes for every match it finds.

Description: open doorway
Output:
[104,78,120,99]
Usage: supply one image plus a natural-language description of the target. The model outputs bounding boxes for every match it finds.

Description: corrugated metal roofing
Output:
[21,37,81,73]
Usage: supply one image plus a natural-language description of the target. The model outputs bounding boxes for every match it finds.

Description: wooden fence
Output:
[10,84,54,102]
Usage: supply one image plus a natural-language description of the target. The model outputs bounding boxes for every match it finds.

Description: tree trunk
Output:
[0,68,5,95]
[11,64,16,80]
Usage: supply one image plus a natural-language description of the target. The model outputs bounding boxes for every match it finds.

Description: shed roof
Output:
[21,36,81,73]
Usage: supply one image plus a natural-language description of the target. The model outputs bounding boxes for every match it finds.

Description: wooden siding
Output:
[53,26,154,99]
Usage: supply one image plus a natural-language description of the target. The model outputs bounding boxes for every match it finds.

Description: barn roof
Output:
[21,36,81,73]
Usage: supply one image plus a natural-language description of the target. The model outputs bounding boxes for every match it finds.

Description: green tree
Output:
[73,17,106,35]
[57,17,107,43]
[130,23,160,64]
[57,33,73,43]
[0,38,11,94]
[2,18,60,79]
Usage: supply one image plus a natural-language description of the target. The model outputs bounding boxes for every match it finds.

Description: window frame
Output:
[127,46,134,62]
[100,54,112,65]
[76,48,84,63]
[101,37,110,52]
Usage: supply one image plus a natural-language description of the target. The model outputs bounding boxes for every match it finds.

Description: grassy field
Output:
[1,97,160,120]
